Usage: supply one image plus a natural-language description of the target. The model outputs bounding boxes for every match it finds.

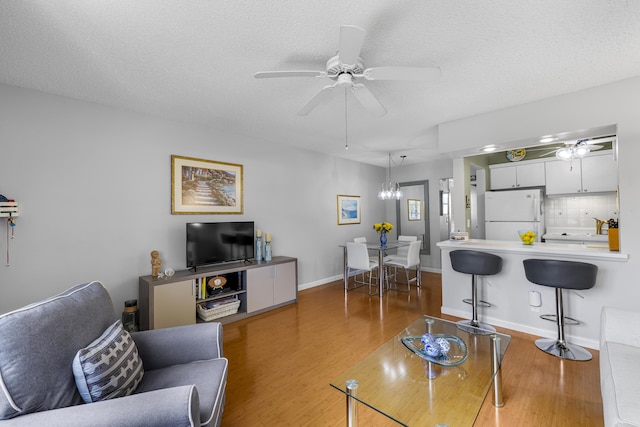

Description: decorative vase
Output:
[265,241,272,262]
[256,236,263,261]
[380,230,387,248]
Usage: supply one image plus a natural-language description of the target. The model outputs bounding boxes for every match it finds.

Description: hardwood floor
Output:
[221,272,603,426]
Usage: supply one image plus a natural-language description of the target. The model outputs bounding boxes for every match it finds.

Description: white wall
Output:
[0,83,387,313]
[438,75,640,339]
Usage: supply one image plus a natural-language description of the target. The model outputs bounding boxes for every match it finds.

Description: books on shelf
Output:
[202,296,238,309]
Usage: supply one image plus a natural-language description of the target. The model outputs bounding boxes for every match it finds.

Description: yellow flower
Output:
[373,222,394,234]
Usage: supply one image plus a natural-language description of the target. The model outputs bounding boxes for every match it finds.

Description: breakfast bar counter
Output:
[437,239,628,349]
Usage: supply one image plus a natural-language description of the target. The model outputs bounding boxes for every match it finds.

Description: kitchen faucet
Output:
[594,217,607,235]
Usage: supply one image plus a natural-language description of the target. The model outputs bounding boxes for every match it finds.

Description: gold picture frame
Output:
[408,199,423,221]
[337,195,361,225]
[171,155,243,214]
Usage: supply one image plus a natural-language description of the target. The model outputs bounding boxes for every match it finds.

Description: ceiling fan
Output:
[254,25,441,117]
[528,135,616,160]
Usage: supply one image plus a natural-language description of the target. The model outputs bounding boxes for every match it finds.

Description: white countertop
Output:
[437,239,628,262]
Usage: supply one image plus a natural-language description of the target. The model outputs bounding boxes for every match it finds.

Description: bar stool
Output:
[450,250,503,334]
[523,259,597,361]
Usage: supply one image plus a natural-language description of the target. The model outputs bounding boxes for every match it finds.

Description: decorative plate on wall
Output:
[506,148,527,161]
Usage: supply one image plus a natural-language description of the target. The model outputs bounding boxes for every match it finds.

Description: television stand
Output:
[139,256,297,330]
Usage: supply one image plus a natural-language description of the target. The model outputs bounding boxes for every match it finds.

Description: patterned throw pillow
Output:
[72,320,144,403]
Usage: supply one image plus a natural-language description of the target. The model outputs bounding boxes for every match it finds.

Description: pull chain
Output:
[344,88,349,150]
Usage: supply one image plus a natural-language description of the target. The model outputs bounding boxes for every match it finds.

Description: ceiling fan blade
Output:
[351,84,387,117]
[254,71,326,79]
[527,145,561,151]
[297,84,336,116]
[338,25,366,66]
[540,149,560,157]
[363,66,442,82]
[588,144,604,151]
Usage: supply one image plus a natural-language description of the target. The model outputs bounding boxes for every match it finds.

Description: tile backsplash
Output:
[545,193,618,229]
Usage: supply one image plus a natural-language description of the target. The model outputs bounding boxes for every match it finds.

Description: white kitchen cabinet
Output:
[581,153,617,193]
[490,161,545,190]
[545,152,617,195]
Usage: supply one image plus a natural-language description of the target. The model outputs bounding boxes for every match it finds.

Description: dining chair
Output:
[386,235,418,260]
[384,240,422,291]
[346,242,379,295]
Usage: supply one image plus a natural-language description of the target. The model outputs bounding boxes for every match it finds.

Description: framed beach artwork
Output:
[408,199,423,221]
[337,195,361,225]
[171,155,244,214]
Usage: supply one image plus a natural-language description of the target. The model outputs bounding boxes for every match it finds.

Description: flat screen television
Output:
[186,221,255,269]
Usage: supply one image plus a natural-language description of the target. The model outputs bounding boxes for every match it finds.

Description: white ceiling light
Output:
[378,153,405,200]
[481,145,497,152]
[556,139,591,161]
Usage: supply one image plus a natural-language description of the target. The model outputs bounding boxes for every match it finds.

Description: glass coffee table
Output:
[330,315,511,427]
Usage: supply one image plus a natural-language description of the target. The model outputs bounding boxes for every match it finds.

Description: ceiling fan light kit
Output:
[555,139,591,161]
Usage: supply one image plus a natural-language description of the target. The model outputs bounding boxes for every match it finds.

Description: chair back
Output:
[407,240,422,267]
[346,242,373,271]
[450,250,502,276]
[353,237,367,243]
[397,235,418,257]
[0,281,117,419]
[523,259,597,290]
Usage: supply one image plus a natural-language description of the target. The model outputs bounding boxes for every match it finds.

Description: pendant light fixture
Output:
[378,153,404,200]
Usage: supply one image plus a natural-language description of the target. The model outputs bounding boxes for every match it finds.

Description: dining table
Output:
[341,240,411,297]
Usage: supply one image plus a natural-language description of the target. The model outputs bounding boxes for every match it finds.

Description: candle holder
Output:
[256,236,263,261]
[265,241,272,262]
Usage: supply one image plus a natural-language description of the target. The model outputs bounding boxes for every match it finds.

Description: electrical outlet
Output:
[530,306,540,313]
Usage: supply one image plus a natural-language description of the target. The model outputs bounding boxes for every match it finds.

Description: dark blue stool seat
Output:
[523,259,597,361]
[450,250,503,334]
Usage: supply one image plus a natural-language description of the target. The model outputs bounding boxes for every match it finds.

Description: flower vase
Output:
[256,236,263,262]
[380,230,387,248]
[265,241,272,262]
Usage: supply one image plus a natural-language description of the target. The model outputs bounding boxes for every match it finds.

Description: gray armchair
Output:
[0,281,227,426]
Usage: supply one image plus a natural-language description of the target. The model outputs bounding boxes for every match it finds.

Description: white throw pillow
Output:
[72,320,144,403]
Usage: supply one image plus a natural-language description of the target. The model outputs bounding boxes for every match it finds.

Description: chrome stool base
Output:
[535,338,592,361]
[456,319,496,335]
[539,314,580,325]
[463,298,491,308]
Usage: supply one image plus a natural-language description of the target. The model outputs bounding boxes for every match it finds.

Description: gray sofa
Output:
[600,306,640,427]
[0,281,227,426]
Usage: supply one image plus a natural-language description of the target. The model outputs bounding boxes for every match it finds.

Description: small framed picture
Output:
[408,199,423,221]
[171,155,243,214]
[337,195,361,225]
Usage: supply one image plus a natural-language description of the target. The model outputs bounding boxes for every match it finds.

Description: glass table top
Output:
[330,315,511,426]
[339,241,411,251]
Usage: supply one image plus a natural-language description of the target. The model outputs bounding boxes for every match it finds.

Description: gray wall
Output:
[0,83,389,313]
[390,161,454,271]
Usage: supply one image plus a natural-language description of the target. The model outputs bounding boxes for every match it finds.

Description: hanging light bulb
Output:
[555,147,574,160]
[378,153,404,200]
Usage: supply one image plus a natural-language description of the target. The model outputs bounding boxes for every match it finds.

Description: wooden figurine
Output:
[151,250,162,277]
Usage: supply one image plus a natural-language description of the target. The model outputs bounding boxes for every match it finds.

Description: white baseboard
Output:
[299,267,441,292]
[298,275,342,291]
[441,306,599,350]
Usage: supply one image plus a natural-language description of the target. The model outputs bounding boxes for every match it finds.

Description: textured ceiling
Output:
[2,1,640,166]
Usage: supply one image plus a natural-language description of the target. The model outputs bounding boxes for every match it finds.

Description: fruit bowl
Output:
[518,230,536,245]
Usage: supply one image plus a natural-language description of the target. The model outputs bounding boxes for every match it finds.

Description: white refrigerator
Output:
[485,189,544,242]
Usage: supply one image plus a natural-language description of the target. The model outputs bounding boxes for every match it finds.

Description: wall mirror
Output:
[395,180,430,255]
